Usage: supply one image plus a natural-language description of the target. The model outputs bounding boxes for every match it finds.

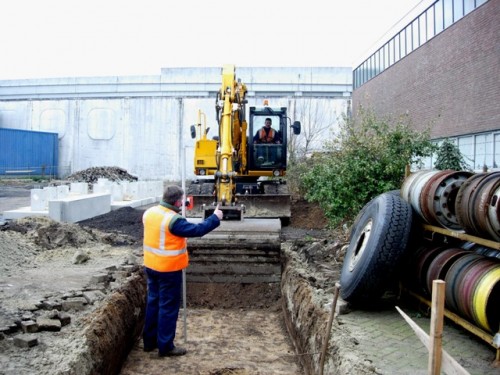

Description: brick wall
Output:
[353,0,499,139]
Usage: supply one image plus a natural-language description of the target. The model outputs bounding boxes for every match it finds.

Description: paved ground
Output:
[338,300,499,375]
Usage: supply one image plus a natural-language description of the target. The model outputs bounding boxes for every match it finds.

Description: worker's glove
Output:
[214,204,223,220]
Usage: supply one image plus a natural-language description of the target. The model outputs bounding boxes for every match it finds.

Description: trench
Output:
[75,243,340,375]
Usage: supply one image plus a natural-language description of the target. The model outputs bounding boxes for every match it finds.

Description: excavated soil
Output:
[1,181,363,374]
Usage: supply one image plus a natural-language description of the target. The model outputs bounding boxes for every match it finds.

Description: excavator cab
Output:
[248,106,300,176]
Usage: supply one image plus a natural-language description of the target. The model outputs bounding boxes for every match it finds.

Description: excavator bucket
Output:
[186,218,282,283]
[187,193,291,220]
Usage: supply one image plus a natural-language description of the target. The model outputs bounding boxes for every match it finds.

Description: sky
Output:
[0,0,426,80]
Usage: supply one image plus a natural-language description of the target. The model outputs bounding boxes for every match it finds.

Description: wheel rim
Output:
[349,219,373,272]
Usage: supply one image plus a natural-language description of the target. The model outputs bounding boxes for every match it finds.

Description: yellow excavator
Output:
[188,64,301,220]
[186,64,301,283]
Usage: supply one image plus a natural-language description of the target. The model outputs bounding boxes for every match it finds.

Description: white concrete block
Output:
[43,187,57,207]
[93,183,111,195]
[111,184,123,201]
[30,189,47,211]
[97,178,109,185]
[56,185,69,199]
[3,207,48,220]
[48,193,111,223]
[70,182,88,195]
[127,182,138,200]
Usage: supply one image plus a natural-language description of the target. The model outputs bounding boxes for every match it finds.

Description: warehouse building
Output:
[352,0,499,170]
[0,67,351,180]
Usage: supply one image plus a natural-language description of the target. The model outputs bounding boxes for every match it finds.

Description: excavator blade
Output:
[186,218,282,283]
[187,193,291,220]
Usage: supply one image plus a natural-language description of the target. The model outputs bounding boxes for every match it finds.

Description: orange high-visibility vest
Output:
[258,127,276,143]
[143,205,188,272]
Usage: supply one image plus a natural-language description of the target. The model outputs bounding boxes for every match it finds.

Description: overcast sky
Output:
[0,0,426,80]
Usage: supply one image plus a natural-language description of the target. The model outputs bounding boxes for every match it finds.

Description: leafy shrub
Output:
[434,138,471,171]
[288,109,436,227]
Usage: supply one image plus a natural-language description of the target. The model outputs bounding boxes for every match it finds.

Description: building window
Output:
[443,0,454,28]
[464,0,475,14]
[494,134,500,168]
[400,29,407,58]
[394,34,400,62]
[453,0,464,22]
[427,6,435,39]
[435,0,444,34]
[353,0,490,89]
[406,24,413,54]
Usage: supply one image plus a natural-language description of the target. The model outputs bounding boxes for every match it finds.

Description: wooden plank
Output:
[422,224,500,250]
[395,306,470,375]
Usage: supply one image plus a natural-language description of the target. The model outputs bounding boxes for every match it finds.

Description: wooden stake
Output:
[429,279,445,375]
[319,282,341,375]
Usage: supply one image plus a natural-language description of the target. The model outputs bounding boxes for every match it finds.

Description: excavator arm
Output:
[214,65,248,210]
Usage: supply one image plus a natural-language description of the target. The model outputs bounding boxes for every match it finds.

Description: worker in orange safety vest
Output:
[142,185,222,357]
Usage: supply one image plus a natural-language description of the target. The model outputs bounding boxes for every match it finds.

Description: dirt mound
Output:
[78,206,144,243]
[66,166,138,184]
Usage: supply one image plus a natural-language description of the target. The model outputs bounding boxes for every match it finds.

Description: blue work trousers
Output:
[143,268,183,354]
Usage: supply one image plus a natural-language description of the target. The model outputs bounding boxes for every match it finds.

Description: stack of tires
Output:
[340,170,500,334]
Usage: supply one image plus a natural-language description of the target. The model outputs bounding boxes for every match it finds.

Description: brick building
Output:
[352,0,499,170]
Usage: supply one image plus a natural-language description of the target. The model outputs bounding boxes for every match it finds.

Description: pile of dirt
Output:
[66,166,138,184]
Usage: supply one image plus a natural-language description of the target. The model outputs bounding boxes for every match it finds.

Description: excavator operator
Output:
[253,118,281,144]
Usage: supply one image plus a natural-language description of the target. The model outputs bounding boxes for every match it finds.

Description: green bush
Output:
[434,138,471,171]
[288,109,436,227]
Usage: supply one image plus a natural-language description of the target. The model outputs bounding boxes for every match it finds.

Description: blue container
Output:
[0,128,59,177]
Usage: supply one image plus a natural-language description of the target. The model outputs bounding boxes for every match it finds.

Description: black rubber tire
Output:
[340,192,413,305]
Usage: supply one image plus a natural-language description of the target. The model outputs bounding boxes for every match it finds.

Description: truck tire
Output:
[340,192,413,305]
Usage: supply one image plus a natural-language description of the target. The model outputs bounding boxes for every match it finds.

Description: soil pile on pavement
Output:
[66,166,138,184]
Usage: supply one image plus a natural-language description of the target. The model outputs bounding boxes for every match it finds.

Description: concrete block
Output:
[111,199,145,210]
[97,178,109,185]
[36,318,61,332]
[56,185,69,199]
[21,320,38,333]
[41,300,62,311]
[61,297,87,311]
[127,182,138,199]
[48,193,111,223]
[111,183,123,201]
[58,312,71,326]
[90,273,109,284]
[70,182,88,195]
[30,188,47,211]
[43,186,57,206]
[3,207,48,220]
[13,334,38,348]
[83,290,106,304]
